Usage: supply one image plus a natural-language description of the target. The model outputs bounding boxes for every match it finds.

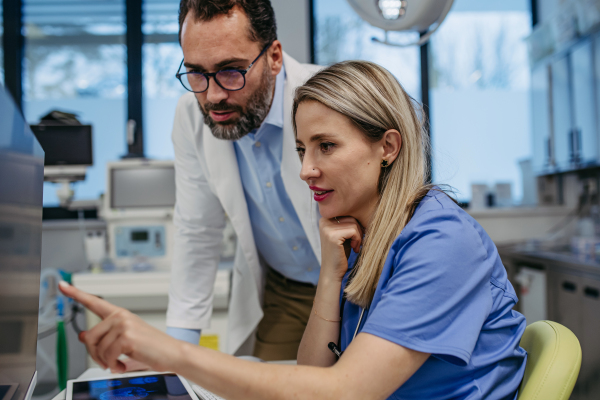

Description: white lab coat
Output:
[167,52,322,355]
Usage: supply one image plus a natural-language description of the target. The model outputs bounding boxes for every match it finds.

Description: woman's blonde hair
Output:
[292,60,435,308]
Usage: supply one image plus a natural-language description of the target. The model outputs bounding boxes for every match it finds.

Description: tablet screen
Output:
[71,374,193,400]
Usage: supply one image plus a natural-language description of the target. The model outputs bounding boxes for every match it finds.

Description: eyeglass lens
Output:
[181,70,245,92]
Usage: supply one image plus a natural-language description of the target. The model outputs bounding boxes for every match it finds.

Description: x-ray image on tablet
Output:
[67,373,199,400]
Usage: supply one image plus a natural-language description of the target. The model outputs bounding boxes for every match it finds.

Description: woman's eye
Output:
[320,142,335,152]
[295,147,305,160]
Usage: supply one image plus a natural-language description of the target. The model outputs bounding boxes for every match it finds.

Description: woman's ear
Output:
[381,129,402,164]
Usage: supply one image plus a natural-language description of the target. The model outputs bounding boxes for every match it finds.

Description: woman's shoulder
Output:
[415,188,462,215]
[405,189,473,233]
[390,189,494,260]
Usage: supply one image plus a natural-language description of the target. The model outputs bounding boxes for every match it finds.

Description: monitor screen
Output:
[0,87,45,400]
[30,125,92,166]
[110,167,176,209]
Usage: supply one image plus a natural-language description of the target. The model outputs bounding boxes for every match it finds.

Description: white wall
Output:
[271,0,312,63]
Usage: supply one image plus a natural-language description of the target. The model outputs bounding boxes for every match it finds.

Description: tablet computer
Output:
[66,372,200,400]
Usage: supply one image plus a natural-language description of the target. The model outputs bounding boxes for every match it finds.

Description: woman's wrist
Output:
[314,275,343,310]
[318,261,348,285]
[167,338,195,373]
[318,273,344,287]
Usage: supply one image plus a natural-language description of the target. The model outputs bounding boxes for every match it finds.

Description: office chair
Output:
[517,320,582,400]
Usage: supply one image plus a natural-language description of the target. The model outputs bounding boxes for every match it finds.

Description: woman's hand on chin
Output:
[319,216,363,282]
[58,281,183,374]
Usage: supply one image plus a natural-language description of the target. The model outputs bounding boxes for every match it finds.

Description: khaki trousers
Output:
[253,267,317,361]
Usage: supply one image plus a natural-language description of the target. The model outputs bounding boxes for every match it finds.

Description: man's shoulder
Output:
[173,92,205,138]
[176,91,202,113]
[301,62,323,75]
[283,52,323,88]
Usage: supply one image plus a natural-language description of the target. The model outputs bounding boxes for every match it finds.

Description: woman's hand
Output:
[319,216,363,282]
[58,281,183,374]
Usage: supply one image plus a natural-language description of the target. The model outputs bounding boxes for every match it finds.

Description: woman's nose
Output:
[300,157,320,182]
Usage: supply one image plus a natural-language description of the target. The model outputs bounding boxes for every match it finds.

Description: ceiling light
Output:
[377,0,407,20]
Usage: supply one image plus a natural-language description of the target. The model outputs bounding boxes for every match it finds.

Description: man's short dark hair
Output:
[178,0,277,47]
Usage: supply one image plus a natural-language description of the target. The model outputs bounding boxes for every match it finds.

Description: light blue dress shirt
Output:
[168,65,320,345]
[233,65,321,285]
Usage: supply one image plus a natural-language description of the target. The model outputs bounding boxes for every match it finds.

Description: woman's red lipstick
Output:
[309,186,333,202]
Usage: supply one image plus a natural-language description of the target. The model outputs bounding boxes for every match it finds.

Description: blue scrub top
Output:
[340,190,527,399]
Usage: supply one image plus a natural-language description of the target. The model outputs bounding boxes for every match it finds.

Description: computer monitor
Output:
[30,124,92,182]
[110,165,175,209]
[0,87,45,400]
[30,125,92,167]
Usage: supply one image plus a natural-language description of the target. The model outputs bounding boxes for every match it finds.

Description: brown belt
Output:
[267,266,317,288]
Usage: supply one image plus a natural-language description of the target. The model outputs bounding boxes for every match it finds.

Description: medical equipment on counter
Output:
[346,0,454,46]
[100,159,175,271]
[82,230,110,272]
[37,270,84,392]
[31,119,93,207]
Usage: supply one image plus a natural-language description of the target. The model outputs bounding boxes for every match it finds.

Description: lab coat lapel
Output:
[202,126,261,287]
[280,53,322,263]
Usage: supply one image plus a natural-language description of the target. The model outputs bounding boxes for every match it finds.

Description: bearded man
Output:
[166,0,322,361]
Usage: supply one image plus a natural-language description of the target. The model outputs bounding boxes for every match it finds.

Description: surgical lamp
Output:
[346,0,455,47]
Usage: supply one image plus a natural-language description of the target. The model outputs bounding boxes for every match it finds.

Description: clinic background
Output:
[2,0,533,207]
[4,0,600,399]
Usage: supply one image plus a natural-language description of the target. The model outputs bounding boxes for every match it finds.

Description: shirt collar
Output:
[261,63,286,129]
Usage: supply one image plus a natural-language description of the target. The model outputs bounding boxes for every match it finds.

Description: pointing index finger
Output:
[59,281,118,319]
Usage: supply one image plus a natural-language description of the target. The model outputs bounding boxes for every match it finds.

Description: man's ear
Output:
[381,129,402,164]
[268,40,283,76]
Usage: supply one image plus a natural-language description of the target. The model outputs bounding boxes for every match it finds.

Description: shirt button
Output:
[279,217,284,222]
[266,182,272,188]
[255,141,261,148]
[292,246,298,251]
[308,267,313,271]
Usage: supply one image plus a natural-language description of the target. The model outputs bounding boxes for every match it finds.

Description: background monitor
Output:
[0,86,45,400]
[110,165,175,209]
[30,125,92,167]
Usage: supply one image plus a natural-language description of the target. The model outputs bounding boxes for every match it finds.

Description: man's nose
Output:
[206,79,229,104]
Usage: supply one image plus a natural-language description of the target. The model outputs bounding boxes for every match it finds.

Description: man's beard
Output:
[199,64,275,141]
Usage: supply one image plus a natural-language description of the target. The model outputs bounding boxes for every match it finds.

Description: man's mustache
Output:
[202,101,244,114]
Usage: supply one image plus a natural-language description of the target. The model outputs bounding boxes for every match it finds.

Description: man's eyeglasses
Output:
[176,43,272,93]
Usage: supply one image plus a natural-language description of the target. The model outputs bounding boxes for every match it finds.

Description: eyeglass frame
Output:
[175,42,272,93]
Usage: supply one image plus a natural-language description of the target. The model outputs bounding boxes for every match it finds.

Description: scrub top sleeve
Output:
[362,209,493,366]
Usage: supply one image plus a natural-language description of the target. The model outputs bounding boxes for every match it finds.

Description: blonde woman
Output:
[59,60,527,399]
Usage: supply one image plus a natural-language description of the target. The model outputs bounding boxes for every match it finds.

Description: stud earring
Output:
[381,159,389,168]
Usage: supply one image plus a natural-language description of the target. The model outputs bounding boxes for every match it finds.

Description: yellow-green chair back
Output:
[517,320,582,400]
